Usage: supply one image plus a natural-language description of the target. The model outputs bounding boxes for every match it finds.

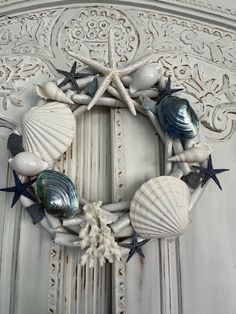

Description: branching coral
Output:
[77,201,122,268]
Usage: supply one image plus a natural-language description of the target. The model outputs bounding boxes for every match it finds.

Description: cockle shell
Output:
[21,102,76,162]
[35,170,79,219]
[130,176,191,239]
[9,152,49,176]
[168,143,213,163]
[157,95,199,140]
[36,82,74,105]
[129,64,162,94]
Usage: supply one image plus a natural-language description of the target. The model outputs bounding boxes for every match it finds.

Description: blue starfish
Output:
[154,75,183,102]
[57,61,88,90]
[192,155,229,190]
[0,170,37,207]
[120,232,150,262]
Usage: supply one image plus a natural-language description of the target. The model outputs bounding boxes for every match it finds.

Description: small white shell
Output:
[129,64,162,94]
[21,102,76,162]
[168,142,213,163]
[36,82,74,105]
[9,152,49,176]
[130,176,191,239]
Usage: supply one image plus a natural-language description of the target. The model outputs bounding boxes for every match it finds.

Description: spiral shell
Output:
[9,152,49,176]
[21,102,76,162]
[129,64,162,94]
[36,82,74,105]
[130,176,191,239]
[168,143,213,163]
[157,95,199,140]
[35,170,79,219]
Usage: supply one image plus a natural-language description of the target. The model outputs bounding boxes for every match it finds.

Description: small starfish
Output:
[67,29,153,115]
[56,61,88,90]
[0,170,37,207]
[192,155,229,190]
[154,75,183,102]
[120,232,150,262]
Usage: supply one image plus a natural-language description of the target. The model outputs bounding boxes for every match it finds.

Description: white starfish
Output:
[67,29,153,116]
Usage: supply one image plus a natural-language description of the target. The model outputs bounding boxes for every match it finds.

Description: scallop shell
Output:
[21,102,76,162]
[157,95,199,140]
[129,64,162,94]
[130,176,191,239]
[35,170,79,219]
[9,152,49,176]
[36,82,74,105]
[168,143,213,163]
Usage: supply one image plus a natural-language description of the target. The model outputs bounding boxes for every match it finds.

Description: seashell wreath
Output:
[1,29,229,268]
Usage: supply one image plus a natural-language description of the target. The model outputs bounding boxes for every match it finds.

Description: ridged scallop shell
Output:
[130,64,162,94]
[168,142,213,163]
[35,170,79,219]
[130,176,191,239]
[36,82,74,105]
[9,152,49,176]
[157,95,199,140]
[21,102,76,162]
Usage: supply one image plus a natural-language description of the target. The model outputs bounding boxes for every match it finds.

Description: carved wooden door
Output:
[0,1,235,314]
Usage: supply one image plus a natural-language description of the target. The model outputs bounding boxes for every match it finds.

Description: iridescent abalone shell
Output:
[157,95,199,140]
[35,170,79,219]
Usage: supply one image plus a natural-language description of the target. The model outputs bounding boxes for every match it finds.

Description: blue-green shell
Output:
[35,170,79,219]
[157,96,199,140]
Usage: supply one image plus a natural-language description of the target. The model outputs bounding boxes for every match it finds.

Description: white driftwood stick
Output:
[145,110,165,143]
[63,216,84,227]
[172,139,191,175]
[170,168,184,178]
[110,213,131,234]
[189,182,209,217]
[73,105,87,118]
[44,212,67,233]
[165,134,173,175]
[114,225,134,238]
[130,89,159,99]
[54,232,80,246]
[101,200,130,212]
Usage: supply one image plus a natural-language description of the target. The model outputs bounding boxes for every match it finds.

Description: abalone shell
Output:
[157,95,199,140]
[35,170,79,219]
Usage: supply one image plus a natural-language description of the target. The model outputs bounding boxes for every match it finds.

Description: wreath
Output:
[0,29,229,268]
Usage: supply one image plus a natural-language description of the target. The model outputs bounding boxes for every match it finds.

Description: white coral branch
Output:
[77,201,122,268]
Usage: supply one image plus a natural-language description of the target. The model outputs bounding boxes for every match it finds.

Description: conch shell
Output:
[36,82,74,105]
[168,142,213,163]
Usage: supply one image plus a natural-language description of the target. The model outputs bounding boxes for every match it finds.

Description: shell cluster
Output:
[35,170,79,219]
[157,96,199,140]
[130,176,191,239]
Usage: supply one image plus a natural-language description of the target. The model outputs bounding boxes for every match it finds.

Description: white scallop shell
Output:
[168,142,213,163]
[9,152,49,176]
[36,82,74,105]
[130,176,191,239]
[21,102,76,162]
[129,64,162,94]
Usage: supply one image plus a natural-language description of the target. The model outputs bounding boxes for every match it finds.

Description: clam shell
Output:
[21,102,76,162]
[157,96,199,140]
[168,142,213,163]
[129,64,162,94]
[9,152,49,176]
[130,176,191,239]
[36,82,74,105]
[35,170,79,219]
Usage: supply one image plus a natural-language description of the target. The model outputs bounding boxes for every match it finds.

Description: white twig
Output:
[54,232,80,247]
[101,201,130,212]
[164,134,173,175]
[145,110,165,143]
[110,213,131,234]
[172,139,191,175]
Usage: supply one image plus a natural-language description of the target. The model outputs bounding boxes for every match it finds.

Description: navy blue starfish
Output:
[154,75,183,102]
[120,232,150,262]
[57,62,88,90]
[0,170,37,207]
[192,155,229,190]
